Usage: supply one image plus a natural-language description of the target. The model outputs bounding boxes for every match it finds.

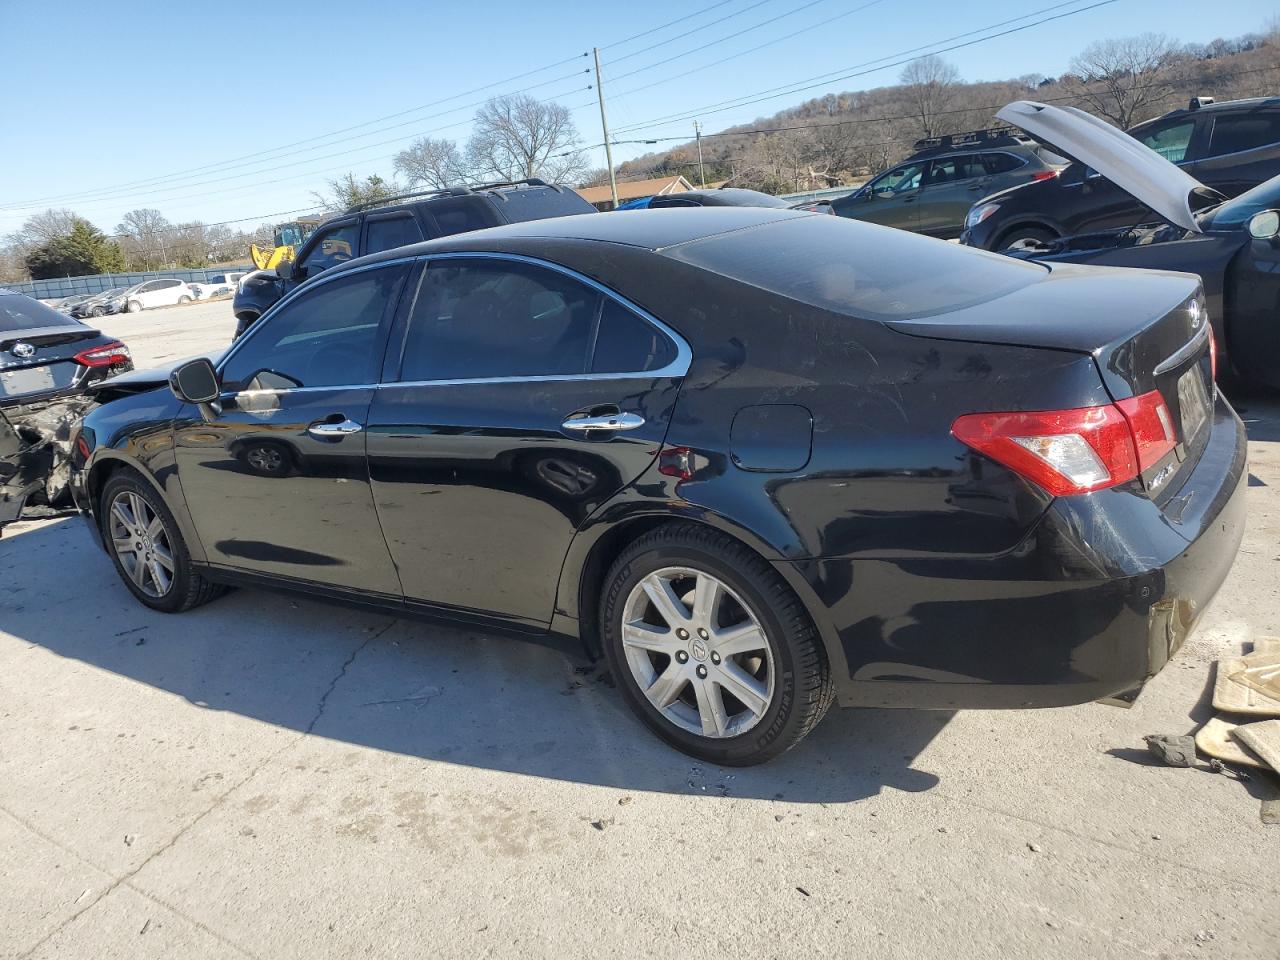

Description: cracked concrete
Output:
[2,299,1279,959]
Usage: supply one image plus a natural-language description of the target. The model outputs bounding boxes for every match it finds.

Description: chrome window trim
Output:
[385,251,692,386]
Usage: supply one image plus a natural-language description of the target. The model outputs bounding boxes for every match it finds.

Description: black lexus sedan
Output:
[1,289,132,531]
[70,210,1246,765]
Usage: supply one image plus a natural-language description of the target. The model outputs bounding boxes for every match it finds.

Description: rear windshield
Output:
[666,215,1046,322]
[489,186,596,224]
[0,294,80,333]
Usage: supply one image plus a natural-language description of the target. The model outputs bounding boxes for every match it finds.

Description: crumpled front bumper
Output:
[0,397,97,530]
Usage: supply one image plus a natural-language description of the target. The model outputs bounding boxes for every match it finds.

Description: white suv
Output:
[123,279,193,313]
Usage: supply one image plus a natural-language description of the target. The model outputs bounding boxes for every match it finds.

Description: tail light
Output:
[952,404,1142,497]
[1208,325,1217,382]
[1115,391,1176,474]
[1031,170,1060,182]
[73,341,131,367]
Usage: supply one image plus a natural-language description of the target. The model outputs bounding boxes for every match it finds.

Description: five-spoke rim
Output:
[620,567,775,739]
[108,491,175,598]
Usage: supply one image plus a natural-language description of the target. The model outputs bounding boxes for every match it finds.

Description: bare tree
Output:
[6,208,81,259]
[394,137,466,189]
[899,55,960,138]
[1069,33,1182,128]
[116,208,173,268]
[465,94,588,184]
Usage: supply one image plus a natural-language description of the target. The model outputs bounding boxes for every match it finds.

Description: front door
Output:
[842,161,925,231]
[174,263,410,595]
[367,256,686,628]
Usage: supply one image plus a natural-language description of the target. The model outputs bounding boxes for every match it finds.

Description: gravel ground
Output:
[1,298,1277,959]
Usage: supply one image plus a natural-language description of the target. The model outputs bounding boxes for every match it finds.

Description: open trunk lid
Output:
[996,100,1212,235]
[888,263,1214,497]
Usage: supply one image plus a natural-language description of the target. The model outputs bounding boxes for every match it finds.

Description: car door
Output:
[172,262,411,595]
[1192,112,1280,198]
[133,281,161,308]
[916,155,989,237]
[836,161,924,231]
[157,279,184,306]
[366,254,688,630]
[292,218,360,286]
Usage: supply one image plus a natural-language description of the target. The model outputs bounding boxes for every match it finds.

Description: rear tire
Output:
[100,472,223,613]
[997,224,1055,251]
[178,295,191,305]
[600,523,834,766]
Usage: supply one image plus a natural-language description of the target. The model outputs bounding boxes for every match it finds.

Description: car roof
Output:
[347,207,812,267]
[1141,96,1280,126]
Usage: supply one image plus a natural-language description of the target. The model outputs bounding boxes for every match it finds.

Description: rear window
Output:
[0,294,79,333]
[666,215,1046,322]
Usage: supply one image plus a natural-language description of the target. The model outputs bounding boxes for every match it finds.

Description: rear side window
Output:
[668,215,1045,322]
[1208,114,1280,156]
[982,153,1025,174]
[365,215,424,255]
[592,300,677,373]
[429,200,498,237]
[0,294,78,332]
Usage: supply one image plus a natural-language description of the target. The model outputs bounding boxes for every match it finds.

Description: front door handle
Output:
[561,412,645,433]
[307,416,363,441]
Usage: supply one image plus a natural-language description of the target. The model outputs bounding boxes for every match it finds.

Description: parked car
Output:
[620,188,794,209]
[232,178,596,336]
[121,278,194,313]
[72,287,128,319]
[963,96,1280,251]
[831,127,1067,238]
[974,99,1280,390]
[55,294,96,316]
[72,209,1244,764]
[1,289,132,532]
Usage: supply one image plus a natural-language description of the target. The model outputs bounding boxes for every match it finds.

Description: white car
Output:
[122,278,193,313]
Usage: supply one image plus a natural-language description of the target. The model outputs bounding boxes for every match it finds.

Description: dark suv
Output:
[963,97,1280,250]
[232,178,596,335]
[831,128,1065,238]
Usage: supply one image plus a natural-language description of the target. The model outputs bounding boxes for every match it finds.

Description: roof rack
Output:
[343,178,556,213]
[910,126,1030,155]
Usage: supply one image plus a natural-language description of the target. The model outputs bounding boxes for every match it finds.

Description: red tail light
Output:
[1208,325,1217,382]
[1032,170,1060,182]
[1115,390,1176,473]
[952,404,1140,497]
[73,341,131,368]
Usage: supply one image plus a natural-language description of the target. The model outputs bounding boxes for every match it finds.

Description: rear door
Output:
[367,254,688,629]
[1192,111,1280,197]
[917,155,990,237]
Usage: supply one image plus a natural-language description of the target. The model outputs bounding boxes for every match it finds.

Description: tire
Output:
[600,523,834,765]
[178,295,191,305]
[100,471,223,613]
[126,300,142,313]
[996,224,1055,251]
[90,306,104,318]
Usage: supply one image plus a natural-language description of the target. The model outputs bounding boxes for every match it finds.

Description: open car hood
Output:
[996,100,1206,234]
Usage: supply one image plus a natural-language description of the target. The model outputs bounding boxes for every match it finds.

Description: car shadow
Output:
[1,518,948,804]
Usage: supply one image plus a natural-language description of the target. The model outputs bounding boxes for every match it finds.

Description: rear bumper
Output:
[783,395,1248,709]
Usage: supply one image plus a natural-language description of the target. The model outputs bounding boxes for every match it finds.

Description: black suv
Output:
[233,179,596,335]
[831,127,1066,238]
[963,96,1280,250]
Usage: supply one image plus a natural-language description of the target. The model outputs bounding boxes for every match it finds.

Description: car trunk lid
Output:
[0,325,102,403]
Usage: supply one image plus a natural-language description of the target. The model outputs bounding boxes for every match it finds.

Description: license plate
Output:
[1177,367,1210,442]
[0,365,56,397]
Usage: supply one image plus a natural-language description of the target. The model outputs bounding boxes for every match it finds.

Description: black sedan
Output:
[1,289,132,531]
[70,210,1245,764]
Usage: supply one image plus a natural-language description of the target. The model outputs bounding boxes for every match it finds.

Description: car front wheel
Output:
[998,225,1055,251]
[126,300,142,313]
[100,472,222,613]
[601,524,833,765]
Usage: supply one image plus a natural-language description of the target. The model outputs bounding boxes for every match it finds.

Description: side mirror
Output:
[1247,210,1280,241]
[169,357,221,412]
[276,259,295,282]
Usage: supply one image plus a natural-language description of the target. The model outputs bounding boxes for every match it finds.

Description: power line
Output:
[601,0,744,50]
[606,0,778,66]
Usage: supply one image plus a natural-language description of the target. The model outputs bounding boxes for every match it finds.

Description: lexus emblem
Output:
[10,342,35,359]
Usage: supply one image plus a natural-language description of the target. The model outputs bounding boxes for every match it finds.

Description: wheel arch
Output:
[991,217,1062,249]
[86,452,205,562]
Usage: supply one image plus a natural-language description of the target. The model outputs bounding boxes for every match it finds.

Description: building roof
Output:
[576,175,694,206]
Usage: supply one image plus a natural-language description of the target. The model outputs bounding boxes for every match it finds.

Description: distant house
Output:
[576,175,694,211]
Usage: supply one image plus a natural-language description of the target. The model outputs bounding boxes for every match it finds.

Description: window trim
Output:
[386,252,692,387]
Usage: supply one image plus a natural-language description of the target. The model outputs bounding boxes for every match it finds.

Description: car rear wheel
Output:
[101,472,223,613]
[178,295,191,305]
[126,300,142,313]
[90,306,104,317]
[997,225,1055,251]
[600,524,833,765]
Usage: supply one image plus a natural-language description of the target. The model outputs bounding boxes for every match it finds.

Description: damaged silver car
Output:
[1,289,132,533]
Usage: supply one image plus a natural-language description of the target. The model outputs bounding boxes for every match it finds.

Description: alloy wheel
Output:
[620,567,775,739]
[108,491,175,598]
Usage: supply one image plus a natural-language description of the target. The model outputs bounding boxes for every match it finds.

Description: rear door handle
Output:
[561,412,645,433]
[307,416,363,441]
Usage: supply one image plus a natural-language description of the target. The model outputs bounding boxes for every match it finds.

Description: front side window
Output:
[1136,121,1195,164]
[365,215,424,255]
[298,222,358,278]
[1208,114,1280,156]
[221,265,406,392]
[871,162,925,195]
[399,259,676,382]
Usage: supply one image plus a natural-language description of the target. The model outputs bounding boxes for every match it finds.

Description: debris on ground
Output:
[1194,716,1267,769]
[1213,641,1280,716]
[1143,734,1197,767]
[1233,719,1280,774]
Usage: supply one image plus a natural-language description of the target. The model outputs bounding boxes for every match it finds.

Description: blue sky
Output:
[1,0,1274,236]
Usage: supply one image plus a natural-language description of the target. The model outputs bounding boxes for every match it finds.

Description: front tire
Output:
[100,472,223,613]
[178,295,191,305]
[600,523,833,765]
[126,300,142,313]
[997,224,1055,251]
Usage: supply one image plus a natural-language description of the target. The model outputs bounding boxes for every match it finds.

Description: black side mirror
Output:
[276,259,295,282]
[169,358,221,422]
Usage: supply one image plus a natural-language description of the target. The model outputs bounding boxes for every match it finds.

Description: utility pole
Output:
[593,47,619,209]
[694,120,706,187]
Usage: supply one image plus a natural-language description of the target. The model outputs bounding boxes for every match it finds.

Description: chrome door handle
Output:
[307,418,363,440]
[561,412,645,432]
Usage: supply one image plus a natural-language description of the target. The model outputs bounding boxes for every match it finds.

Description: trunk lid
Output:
[0,326,103,404]
[995,100,1211,235]
[888,263,1214,497]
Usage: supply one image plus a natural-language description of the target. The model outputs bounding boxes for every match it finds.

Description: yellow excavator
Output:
[249,216,323,271]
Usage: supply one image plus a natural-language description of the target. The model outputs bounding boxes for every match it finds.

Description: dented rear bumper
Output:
[0,397,97,531]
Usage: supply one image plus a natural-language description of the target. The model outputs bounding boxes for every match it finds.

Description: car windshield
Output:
[1199,175,1280,229]
[0,294,80,332]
